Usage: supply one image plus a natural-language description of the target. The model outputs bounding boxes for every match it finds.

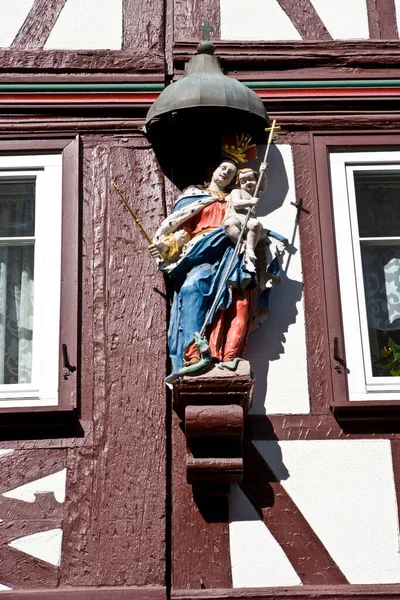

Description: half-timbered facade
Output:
[0,1,400,599]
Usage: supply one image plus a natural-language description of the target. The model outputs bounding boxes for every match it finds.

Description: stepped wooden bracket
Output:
[173,361,254,496]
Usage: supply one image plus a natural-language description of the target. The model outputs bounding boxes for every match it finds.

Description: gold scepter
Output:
[113,182,154,245]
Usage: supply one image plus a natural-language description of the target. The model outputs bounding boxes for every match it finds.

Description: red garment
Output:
[183,198,227,237]
[183,198,253,364]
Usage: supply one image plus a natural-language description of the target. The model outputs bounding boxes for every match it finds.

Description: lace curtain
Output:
[361,246,400,332]
[0,181,34,384]
[356,173,400,335]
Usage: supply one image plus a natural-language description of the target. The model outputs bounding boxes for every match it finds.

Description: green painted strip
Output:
[0,80,399,93]
[245,79,400,89]
[0,83,164,92]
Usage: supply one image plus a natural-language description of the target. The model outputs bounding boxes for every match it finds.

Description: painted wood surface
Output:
[123,0,164,53]
[0,135,168,592]
[367,0,398,39]
[66,138,166,588]
[0,450,66,589]
[3,0,400,596]
[11,0,68,49]
[174,0,220,41]
[171,410,232,590]
[291,143,331,414]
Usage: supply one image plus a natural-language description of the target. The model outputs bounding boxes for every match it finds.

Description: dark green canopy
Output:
[145,42,270,188]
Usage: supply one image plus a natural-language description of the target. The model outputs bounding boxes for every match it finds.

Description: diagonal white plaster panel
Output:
[229,484,302,587]
[0,584,12,591]
[221,0,302,40]
[0,0,34,48]
[45,0,122,50]
[0,450,14,458]
[9,528,62,567]
[310,0,369,39]
[255,439,400,584]
[246,144,310,415]
[3,468,66,504]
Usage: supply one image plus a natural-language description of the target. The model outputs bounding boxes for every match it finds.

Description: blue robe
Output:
[156,189,285,373]
[158,190,253,372]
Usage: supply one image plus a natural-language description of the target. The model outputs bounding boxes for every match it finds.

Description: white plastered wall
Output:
[0,0,122,50]
[220,0,301,41]
[0,0,34,47]
[230,439,400,587]
[246,144,309,415]
[45,0,122,50]
[221,0,369,40]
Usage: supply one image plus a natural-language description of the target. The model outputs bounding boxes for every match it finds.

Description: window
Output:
[330,152,400,402]
[0,139,78,412]
[312,134,400,420]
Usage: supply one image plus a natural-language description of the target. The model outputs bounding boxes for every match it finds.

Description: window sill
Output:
[331,400,400,427]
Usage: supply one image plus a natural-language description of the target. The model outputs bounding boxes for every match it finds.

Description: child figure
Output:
[224,162,268,271]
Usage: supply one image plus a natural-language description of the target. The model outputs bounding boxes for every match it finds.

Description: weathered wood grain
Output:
[173,40,400,72]
[0,450,66,496]
[11,0,68,50]
[171,584,400,598]
[0,544,59,590]
[79,142,167,586]
[276,0,332,40]
[0,589,165,599]
[174,0,220,42]
[246,413,400,440]
[292,143,332,414]
[367,0,398,39]
[0,50,163,73]
[60,448,97,586]
[123,0,164,58]
[0,450,66,589]
[96,144,166,586]
[172,414,232,589]
[58,140,167,588]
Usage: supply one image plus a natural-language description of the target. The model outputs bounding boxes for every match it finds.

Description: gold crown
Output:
[222,133,257,164]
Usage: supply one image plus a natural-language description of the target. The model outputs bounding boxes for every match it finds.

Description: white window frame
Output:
[0,154,62,408]
[330,151,400,401]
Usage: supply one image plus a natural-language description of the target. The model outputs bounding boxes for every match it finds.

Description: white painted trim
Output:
[3,468,66,503]
[9,528,63,567]
[0,155,62,408]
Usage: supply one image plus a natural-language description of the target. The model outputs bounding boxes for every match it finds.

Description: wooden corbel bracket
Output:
[173,361,254,496]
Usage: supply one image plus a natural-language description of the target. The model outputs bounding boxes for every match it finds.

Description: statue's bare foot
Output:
[183,357,200,367]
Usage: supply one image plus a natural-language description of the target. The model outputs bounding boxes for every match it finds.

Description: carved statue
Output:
[149,131,287,381]
[224,164,268,273]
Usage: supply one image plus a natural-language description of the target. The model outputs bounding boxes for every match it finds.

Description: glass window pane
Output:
[360,243,400,377]
[354,171,400,238]
[0,179,35,237]
[0,245,34,384]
